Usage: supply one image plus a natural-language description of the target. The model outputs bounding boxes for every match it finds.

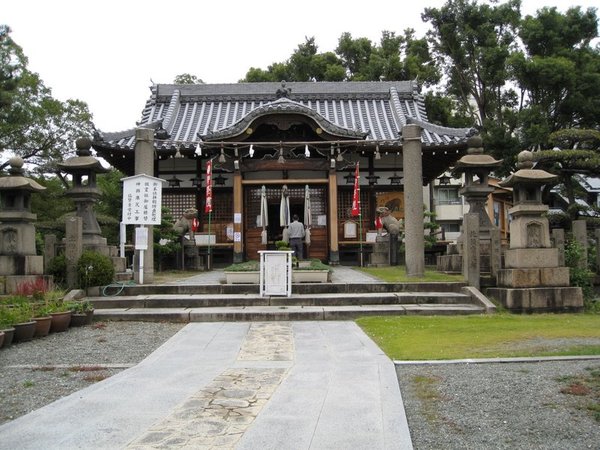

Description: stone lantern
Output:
[486,150,583,312]
[58,137,109,252]
[0,156,49,292]
[500,150,557,263]
[438,135,502,277]
[452,135,502,240]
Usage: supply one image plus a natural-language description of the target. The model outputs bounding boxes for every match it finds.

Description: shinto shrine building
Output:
[92,81,475,265]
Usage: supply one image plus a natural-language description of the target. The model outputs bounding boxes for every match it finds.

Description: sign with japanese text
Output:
[121,174,166,225]
[351,162,360,217]
[205,160,213,213]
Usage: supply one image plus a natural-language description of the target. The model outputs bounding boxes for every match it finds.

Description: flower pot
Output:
[225,271,260,284]
[50,311,72,333]
[0,327,15,348]
[292,270,330,283]
[13,321,37,343]
[33,316,52,338]
[70,313,87,327]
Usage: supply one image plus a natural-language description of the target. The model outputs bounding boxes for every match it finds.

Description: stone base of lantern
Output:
[497,267,571,288]
[0,255,44,276]
[504,248,559,268]
[486,286,583,313]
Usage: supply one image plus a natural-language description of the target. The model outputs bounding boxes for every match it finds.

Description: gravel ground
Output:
[396,360,600,450]
[0,321,184,425]
[1,321,599,449]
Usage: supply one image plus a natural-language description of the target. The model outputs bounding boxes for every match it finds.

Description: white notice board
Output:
[121,174,165,225]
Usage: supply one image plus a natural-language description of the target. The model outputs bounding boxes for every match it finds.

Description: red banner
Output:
[205,160,213,213]
[351,163,360,217]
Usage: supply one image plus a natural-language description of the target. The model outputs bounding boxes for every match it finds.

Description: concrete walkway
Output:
[0,322,413,449]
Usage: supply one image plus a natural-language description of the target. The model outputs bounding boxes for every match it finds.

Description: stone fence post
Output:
[463,213,480,290]
[65,217,83,289]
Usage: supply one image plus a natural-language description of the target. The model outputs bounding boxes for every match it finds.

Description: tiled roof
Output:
[95,81,474,150]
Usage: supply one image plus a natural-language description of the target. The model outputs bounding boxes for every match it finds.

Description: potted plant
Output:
[292,259,331,283]
[224,260,260,284]
[11,300,37,343]
[15,278,54,338]
[68,300,94,327]
[46,290,71,333]
[0,305,17,348]
[31,302,53,338]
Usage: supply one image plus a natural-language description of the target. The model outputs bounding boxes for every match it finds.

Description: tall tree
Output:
[241,31,438,84]
[533,129,600,219]
[423,0,522,126]
[511,6,600,149]
[173,73,204,84]
[0,25,94,175]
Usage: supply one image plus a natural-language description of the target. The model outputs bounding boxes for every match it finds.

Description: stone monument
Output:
[487,150,583,312]
[0,157,51,293]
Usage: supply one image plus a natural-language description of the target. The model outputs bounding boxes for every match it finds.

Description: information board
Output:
[121,174,165,225]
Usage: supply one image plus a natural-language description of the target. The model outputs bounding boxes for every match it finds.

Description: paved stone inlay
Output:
[127,323,294,449]
[237,322,294,361]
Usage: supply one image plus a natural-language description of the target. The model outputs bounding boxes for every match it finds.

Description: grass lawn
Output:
[358,266,464,282]
[357,314,600,360]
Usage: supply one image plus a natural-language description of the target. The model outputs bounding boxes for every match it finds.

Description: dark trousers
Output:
[290,238,303,259]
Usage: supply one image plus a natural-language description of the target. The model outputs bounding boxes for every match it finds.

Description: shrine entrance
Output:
[243,184,328,261]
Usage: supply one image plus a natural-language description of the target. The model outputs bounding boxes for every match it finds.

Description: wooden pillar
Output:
[328,162,339,265]
[233,167,243,263]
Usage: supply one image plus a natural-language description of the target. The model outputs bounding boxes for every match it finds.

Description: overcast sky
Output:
[4,0,598,132]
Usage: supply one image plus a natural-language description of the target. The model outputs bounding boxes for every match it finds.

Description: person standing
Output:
[288,214,305,259]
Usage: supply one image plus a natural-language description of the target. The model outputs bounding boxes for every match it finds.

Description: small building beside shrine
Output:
[92,81,476,265]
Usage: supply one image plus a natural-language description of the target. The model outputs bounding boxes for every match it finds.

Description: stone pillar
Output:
[463,213,481,290]
[134,128,155,283]
[328,165,339,265]
[65,217,83,289]
[233,170,243,263]
[490,228,501,279]
[552,228,565,267]
[44,234,57,273]
[572,220,588,269]
[402,124,424,277]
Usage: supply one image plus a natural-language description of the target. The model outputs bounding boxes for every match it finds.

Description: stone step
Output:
[87,291,475,309]
[93,303,485,322]
[100,281,467,297]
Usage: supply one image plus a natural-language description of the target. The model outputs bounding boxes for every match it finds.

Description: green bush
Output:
[47,255,67,287]
[77,251,115,289]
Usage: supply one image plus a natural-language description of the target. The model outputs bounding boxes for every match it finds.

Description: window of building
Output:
[440,222,460,233]
[436,187,461,205]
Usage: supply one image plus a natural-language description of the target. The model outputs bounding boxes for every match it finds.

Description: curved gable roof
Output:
[94,81,474,150]
[202,97,369,141]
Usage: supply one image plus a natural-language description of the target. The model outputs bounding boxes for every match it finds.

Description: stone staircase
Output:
[86,281,494,322]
